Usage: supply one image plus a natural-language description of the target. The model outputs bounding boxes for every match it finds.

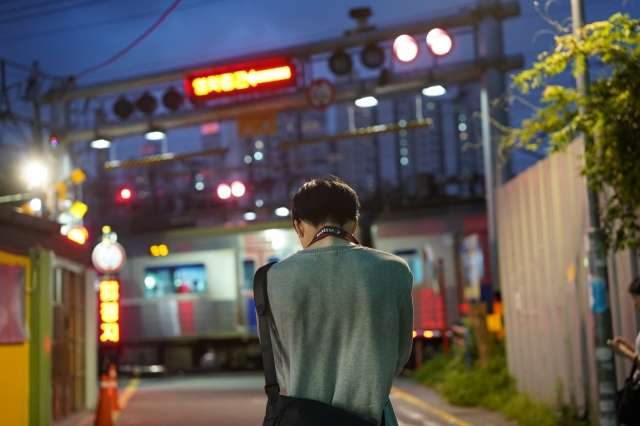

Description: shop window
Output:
[144,264,207,297]
[0,265,27,344]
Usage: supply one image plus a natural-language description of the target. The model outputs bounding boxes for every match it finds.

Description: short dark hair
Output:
[629,277,640,295]
[290,177,360,227]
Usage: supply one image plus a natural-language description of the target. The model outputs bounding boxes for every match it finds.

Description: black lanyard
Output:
[306,226,360,248]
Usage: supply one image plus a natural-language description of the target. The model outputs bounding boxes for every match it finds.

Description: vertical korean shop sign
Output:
[92,242,126,343]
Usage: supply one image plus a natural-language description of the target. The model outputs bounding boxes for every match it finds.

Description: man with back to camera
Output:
[264,177,414,426]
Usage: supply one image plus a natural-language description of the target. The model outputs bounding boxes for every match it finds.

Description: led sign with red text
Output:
[184,58,297,100]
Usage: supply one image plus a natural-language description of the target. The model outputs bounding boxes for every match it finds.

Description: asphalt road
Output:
[115,372,513,426]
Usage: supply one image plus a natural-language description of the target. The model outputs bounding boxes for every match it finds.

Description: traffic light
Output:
[217,181,246,199]
[393,35,419,62]
[231,181,246,197]
[217,183,231,199]
[426,28,453,56]
[116,188,132,202]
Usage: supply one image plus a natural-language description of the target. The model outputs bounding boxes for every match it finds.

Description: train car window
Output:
[243,260,255,291]
[143,264,207,297]
[393,249,424,285]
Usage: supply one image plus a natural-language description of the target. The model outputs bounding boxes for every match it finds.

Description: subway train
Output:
[108,205,485,373]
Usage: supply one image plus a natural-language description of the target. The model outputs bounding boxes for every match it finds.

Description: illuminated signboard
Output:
[184,58,297,100]
[99,280,120,343]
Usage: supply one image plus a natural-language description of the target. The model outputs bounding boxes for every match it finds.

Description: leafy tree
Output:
[503,13,640,252]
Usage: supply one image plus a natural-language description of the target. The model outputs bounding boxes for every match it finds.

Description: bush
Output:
[412,339,586,426]
[412,354,450,388]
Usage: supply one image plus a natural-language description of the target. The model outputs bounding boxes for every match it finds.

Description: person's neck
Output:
[304,224,355,249]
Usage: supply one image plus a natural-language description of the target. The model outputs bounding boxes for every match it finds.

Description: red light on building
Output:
[185,58,297,100]
[99,280,120,343]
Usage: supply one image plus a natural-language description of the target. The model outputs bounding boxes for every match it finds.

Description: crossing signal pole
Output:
[571,0,618,424]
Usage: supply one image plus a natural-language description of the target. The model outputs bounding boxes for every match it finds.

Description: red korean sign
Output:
[184,58,297,101]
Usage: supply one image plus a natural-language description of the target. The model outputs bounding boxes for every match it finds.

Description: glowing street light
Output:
[243,212,257,221]
[145,130,166,141]
[355,96,378,108]
[426,28,453,56]
[30,198,42,212]
[393,35,419,62]
[275,207,290,217]
[25,162,47,187]
[422,85,447,97]
[90,138,111,149]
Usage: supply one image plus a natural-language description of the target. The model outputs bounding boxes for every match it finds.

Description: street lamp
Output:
[355,96,378,108]
[90,138,112,149]
[144,129,166,141]
[422,85,447,97]
[25,162,48,187]
[275,207,290,217]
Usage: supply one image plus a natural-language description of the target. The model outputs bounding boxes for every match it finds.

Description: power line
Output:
[0,0,116,26]
[75,0,183,79]
[0,0,229,44]
[0,0,79,16]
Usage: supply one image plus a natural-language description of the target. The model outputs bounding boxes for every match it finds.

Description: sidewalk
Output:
[391,376,516,426]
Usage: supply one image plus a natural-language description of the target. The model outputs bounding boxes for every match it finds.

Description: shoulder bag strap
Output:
[253,261,280,400]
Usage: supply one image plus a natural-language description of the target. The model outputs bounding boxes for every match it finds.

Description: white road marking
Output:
[403,409,426,421]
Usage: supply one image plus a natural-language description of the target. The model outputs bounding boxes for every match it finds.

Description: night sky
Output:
[0,0,637,175]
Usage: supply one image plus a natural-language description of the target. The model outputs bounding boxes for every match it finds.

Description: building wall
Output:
[497,138,639,408]
[0,250,31,426]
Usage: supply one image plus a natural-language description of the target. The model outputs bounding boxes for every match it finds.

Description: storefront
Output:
[0,206,96,426]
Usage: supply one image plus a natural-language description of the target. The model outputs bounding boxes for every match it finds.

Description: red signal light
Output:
[231,181,246,197]
[393,35,419,62]
[426,28,453,56]
[120,188,132,199]
[217,183,231,199]
[116,188,133,202]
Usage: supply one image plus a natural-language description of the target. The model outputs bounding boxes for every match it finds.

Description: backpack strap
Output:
[253,261,279,400]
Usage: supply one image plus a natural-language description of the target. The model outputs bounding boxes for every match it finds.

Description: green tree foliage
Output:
[503,14,640,252]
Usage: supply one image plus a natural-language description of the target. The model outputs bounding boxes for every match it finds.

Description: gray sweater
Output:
[265,244,414,425]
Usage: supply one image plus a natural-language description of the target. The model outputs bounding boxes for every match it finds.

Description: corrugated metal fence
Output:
[496,139,639,408]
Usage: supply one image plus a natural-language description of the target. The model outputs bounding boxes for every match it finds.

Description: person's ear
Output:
[348,218,358,235]
[294,220,304,239]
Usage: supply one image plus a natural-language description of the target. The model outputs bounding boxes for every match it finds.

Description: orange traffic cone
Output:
[94,374,114,426]
[108,364,120,411]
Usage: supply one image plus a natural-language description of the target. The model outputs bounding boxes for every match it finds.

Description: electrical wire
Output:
[74,0,183,80]
[0,0,116,26]
[0,0,228,44]
[0,0,79,16]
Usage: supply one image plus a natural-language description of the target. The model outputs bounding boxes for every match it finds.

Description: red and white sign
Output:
[307,79,336,110]
[92,242,126,275]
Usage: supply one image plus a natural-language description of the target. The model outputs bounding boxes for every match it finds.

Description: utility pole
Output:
[478,0,511,296]
[571,0,618,424]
